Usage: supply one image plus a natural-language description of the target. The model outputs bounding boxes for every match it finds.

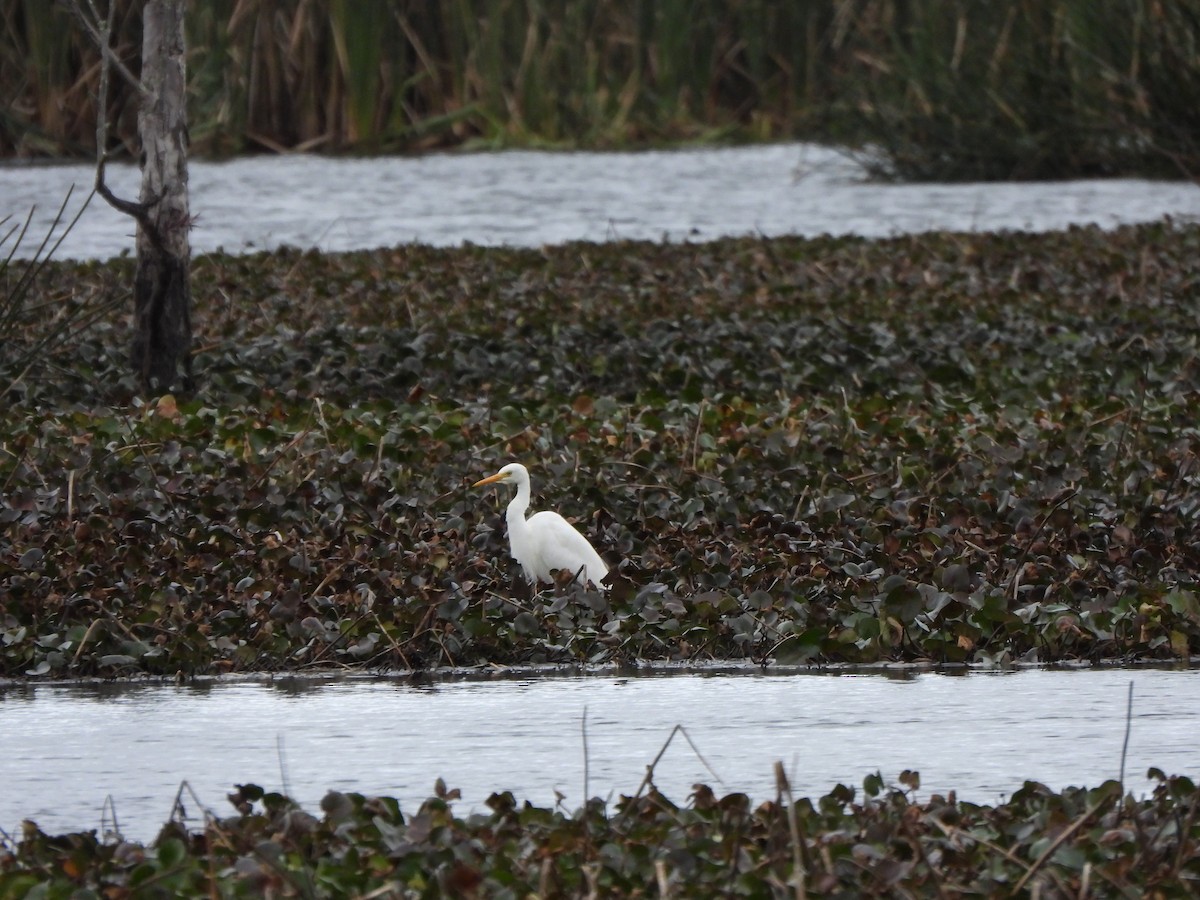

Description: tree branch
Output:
[91,0,113,165]
[64,0,149,98]
[74,0,166,251]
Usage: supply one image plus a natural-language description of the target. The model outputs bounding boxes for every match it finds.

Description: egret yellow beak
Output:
[472,472,508,488]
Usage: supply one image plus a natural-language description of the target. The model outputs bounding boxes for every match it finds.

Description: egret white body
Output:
[472,462,609,590]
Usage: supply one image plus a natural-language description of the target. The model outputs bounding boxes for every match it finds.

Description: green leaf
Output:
[157,837,188,868]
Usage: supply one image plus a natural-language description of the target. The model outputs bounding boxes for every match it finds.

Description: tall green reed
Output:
[847,0,1200,180]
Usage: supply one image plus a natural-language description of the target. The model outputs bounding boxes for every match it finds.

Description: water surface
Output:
[3,144,1197,260]
[2,667,1196,841]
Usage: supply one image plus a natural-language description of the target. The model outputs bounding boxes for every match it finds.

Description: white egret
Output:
[472,462,609,590]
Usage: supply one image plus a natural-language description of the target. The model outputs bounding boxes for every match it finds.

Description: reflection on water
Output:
[1,667,1198,841]
[2,144,1198,260]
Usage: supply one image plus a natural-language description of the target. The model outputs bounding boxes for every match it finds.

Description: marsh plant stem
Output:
[582,705,590,805]
[1119,680,1133,788]
[278,734,292,801]
[774,761,808,900]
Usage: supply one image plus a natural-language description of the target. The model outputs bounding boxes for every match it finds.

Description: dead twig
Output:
[370,611,412,670]
[1007,488,1078,600]
[65,0,149,97]
[774,761,809,900]
[1012,798,1112,895]
[618,724,725,824]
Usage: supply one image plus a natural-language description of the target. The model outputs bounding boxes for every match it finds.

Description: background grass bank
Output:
[2,0,1198,178]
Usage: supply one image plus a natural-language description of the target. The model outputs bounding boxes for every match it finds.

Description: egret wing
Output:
[527,511,608,587]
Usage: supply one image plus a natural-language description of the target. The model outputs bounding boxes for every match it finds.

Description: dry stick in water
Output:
[582,706,590,804]
[278,734,293,802]
[1119,680,1134,787]
[99,794,121,839]
[169,779,220,831]
[620,724,725,821]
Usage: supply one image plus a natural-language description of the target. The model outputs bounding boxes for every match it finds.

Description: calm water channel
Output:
[2,667,1198,840]
[3,143,1199,260]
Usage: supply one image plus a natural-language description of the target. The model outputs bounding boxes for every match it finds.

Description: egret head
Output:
[472,462,526,489]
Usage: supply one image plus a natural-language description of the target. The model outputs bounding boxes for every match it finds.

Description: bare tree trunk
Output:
[73,0,193,393]
[130,0,192,392]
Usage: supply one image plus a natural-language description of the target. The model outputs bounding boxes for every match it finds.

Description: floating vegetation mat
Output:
[1,220,1199,678]
[2,770,1199,896]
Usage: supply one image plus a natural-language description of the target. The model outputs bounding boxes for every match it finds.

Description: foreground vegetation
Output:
[3,770,1198,896]
[3,0,1198,178]
[2,219,1198,679]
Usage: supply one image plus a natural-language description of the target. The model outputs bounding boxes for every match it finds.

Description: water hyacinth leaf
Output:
[345,634,380,658]
[854,615,881,640]
[745,590,773,610]
[882,582,924,622]
[582,591,609,614]
[437,596,468,620]
[923,588,957,620]
[98,655,138,666]
[726,613,758,643]
[157,838,187,868]
[121,641,154,658]
[940,564,972,593]
[320,790,355,822]
[662,596,687,616]
[512,612,540,636]
[1164,591,1199,616]
[635,584,669,604]
[819,493,856,512]
[773,629,823,665]
[18,548,44,569]
[1169,631,1188,657]
[1167,776,1196,797]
